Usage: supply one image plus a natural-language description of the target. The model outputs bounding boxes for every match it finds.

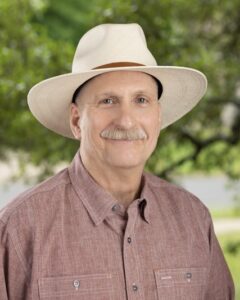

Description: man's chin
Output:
[105,157,146,170]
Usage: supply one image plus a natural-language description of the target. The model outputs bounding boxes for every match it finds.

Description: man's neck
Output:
[81,155,144,209]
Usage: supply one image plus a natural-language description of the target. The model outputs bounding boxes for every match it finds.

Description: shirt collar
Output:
[68,150,152,226]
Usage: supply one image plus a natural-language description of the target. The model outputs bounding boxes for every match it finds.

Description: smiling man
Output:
[70,71,161,209]
[0,24,234,299]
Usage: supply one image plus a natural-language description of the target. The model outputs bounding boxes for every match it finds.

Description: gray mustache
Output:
[100,128,147,140]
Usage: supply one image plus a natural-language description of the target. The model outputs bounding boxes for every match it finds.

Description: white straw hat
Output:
[27,23,207,139]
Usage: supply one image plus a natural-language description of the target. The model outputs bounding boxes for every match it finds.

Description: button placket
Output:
[122,206,143,298]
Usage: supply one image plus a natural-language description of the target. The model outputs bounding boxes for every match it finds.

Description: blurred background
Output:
[0,0,239,296]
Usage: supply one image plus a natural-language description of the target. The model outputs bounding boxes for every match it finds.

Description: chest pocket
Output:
[38,273,113,300]
[154,267,207,300]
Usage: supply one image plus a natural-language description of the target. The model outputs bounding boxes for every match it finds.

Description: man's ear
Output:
[70,103,81,140]
[158,101,162,125]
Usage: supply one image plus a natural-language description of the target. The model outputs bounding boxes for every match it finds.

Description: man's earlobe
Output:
[70,104,81,140]
[71,123,81,140]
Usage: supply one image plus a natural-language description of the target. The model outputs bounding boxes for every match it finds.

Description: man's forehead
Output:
[73,71,160,104]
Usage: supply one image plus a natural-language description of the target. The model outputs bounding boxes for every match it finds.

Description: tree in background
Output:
[0,0,78,179]
[90,0,240,181]
[0,0,239,182]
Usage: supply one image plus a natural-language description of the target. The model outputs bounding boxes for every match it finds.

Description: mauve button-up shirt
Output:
[0,151,235,299]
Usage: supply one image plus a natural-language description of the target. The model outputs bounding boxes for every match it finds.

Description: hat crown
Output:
[72,23,157,72]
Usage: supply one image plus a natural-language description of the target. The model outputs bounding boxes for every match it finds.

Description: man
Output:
[0,23,234,299]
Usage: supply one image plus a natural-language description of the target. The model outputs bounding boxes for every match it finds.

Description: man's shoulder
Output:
[145,170,190,194]
[145,171,209,213]
[0,167,70,225]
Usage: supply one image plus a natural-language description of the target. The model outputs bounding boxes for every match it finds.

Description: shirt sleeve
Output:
[0,221,29,300]
[204,211,235,299]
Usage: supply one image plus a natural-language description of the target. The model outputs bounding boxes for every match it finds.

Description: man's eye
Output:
[137,97,148,104]
[102,98,114,104]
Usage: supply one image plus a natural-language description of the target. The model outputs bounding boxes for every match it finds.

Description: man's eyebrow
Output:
[95,92,118,97]
[95,89,157,98]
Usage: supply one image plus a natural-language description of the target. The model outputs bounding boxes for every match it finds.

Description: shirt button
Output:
[112,204,120,211]
[73,279,80,290]
[132,283,138,291]
[186,272,192,282]
[127,237,132,243]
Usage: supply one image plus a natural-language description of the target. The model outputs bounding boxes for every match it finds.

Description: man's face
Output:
[71,71,161,170]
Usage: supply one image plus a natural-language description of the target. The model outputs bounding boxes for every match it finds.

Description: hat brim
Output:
[27,66,207,139]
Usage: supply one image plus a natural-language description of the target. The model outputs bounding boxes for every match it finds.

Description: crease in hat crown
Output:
[72,23,157,73]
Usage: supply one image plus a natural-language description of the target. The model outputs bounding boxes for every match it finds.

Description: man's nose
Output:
[113,103,136,129]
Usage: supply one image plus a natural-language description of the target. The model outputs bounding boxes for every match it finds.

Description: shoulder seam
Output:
[0,179,71,225]
[0,221,31,286]
[147,177,191,194]
[8,229,31,282]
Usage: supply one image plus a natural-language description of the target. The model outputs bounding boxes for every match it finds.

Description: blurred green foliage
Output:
[0,0,239,181]
[0,0,78,178]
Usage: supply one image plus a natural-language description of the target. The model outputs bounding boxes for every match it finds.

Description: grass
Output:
[211,208,240,219]
[217,231,240,299]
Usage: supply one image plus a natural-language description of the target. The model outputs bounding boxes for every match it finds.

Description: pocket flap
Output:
[154,267,207,287]
[38,273,112,298]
